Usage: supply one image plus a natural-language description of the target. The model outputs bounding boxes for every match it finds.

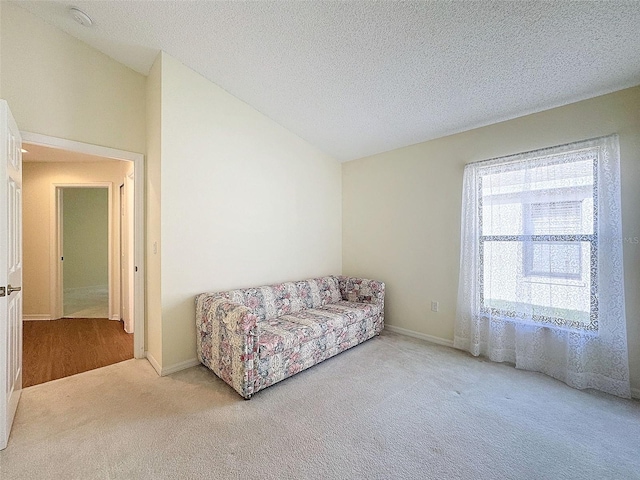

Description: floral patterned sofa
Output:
[195,276,385,399]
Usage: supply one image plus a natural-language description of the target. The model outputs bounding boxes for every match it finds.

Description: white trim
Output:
[132,152,145,359]
[160,358,201,376]
[122,172,135,334]
[145,353,200,377]
[145,351,161,376]
[384,325,454,348]
[109,315,120,321]
[50,188,62,320]
[22,132,145,359]
[632,388,640,400]
[21,132,142,163]
[22,314,51,321]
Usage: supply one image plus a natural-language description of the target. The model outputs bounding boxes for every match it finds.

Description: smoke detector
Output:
[69,7,93,27]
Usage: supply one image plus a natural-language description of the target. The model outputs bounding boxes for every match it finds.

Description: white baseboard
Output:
[146,351,161,376]
[632,387,640,400]
[145,351,200,377]
[23,314,52,321]
[161,358,200,376]
[385,324,454,348]
[109,315,121,321]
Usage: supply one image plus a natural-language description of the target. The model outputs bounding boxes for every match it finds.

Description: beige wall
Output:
[0,2,146,154]
[154,53,342,369]
[23,161,131,319]
[0,0,3,99]
[145,54,163,365]
[62,188,109,290]
[342,86,640,391]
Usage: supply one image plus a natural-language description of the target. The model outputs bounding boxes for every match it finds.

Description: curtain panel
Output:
[454,135,630,398]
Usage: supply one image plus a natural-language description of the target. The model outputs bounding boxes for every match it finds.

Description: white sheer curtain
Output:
[454,135,630,398]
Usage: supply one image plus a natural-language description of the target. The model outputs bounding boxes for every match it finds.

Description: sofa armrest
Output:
[195,293,259,398]
[205,296,258,336]
[338,276,385,334]
[338,276,385,305]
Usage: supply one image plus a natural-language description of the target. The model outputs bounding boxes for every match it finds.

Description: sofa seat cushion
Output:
[257,301,381,359]
[314,300,381,323]
[256,316,378,390]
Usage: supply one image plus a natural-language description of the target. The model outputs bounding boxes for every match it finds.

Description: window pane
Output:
[528,201,582,235]
[526,242,582,278]
[481,201,523,236]
[483,240,592,327]
[481,158,594,236]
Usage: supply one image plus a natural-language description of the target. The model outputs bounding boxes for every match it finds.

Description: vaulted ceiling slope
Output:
[14,1,640,161]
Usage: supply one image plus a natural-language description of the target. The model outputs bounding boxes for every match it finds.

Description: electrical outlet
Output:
[431,301,439,312]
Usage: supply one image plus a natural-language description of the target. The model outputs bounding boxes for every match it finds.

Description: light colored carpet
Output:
[1,331,638,479]
[64,285,109,318]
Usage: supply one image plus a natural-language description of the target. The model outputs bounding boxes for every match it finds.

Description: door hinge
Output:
[0,287,5,297]
[135,266,138,272]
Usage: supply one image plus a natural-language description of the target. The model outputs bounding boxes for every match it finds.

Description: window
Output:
[477,150,597,331]
[455,135,630,398]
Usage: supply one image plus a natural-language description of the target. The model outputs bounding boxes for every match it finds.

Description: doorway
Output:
[60,186,110,319]
[22,132,145,358]
[23,162,134,386]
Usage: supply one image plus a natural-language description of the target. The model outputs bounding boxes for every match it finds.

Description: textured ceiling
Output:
[14,1,640,161]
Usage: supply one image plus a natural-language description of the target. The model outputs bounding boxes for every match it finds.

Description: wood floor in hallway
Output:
[23,318,133,387]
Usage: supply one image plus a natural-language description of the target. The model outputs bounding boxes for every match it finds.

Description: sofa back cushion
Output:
[295,276,342,310]
[227,276,342,322]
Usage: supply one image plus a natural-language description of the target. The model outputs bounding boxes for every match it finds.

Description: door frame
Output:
[123,172,135,333]
[21,132,145,359]
[119,183,125,322]
[53,183,113,320]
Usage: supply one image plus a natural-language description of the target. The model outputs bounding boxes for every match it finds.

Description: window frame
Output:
[477,153,599,332]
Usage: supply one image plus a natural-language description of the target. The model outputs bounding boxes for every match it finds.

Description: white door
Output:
[0,100,22,450]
